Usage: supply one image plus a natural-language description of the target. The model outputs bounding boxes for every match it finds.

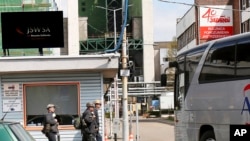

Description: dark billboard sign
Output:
[1,11,64,49]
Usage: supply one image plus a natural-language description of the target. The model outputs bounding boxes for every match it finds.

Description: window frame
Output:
[199,42,236,83]
[23,82,80,130]
[199,38,250,83]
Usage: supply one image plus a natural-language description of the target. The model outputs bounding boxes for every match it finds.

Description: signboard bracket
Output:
[2,49,9,56]
[39,48,43,56]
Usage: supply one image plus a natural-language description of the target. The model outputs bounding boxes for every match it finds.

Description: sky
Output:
[153,0,194,42]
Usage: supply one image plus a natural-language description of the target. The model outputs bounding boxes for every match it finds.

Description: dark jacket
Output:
[82,109,98,135]
[94,109,99,127]
[44,112,58,133]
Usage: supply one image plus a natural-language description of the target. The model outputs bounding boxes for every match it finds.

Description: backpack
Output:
[73,116,82,129]
[73,115,87,129]
[41,123,51,134]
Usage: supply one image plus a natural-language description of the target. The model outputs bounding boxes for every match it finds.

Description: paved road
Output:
[105,118,175,141]
[134,120,174,141]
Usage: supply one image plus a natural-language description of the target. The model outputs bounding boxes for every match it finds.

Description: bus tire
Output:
[200,130,215,141]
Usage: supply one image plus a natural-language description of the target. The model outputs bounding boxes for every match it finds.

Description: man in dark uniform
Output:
[82,102,98,141]
[94,100,102,141]
[44,104,59,141]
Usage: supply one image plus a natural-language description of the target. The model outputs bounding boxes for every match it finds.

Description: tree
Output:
[166,36,177,89]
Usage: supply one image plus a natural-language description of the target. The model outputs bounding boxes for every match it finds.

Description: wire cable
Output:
[159,0,250,12]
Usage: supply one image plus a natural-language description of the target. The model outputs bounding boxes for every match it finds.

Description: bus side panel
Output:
[186,80,249,140]
[175,110,198,141]
[195,111,230,141]
[175,111,188,141]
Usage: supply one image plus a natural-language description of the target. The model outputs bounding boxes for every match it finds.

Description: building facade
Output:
[154,41,177,81]
[0,0,120,140]
[0,55,119,140]
[176,0,240,54]
[240,0,250,33]
[77,0,155,82]
[0,0,158,140]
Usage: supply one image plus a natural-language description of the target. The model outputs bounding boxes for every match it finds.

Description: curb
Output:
[138,118,175,126]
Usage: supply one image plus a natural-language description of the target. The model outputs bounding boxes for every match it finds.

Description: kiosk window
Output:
[24,82,79,127]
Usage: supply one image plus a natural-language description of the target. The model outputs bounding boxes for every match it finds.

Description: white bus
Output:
[162,32,250,141]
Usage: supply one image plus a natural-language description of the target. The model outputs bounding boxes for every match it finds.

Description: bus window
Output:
[186,51,203,88]
[175,56,185,110]
[199,43,236,82]
[177,55,185,73]
[236,42,250,77]
[175,73,185,110]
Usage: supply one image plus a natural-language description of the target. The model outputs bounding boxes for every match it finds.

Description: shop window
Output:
[23,82,80,129]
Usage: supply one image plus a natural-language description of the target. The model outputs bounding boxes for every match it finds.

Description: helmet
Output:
[47,104,55,109]
[86,102,94,107]
[94,100,101,104]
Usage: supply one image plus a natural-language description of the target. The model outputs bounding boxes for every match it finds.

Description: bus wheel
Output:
[200,130,215,141]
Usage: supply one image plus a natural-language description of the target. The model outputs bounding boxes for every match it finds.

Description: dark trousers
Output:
[46,132,57,141]
[82,134,96,141]
[82,134,86,141]
[96,133,102,141]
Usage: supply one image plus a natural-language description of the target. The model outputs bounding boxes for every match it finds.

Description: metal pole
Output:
[136,104,139,141]
[122,27,129,141]
[129,105,132,135]
[101,92,105,141]
[109,87,113,138]
[114,74,119,118]
[114,74,119,140]
[114,10,117,47]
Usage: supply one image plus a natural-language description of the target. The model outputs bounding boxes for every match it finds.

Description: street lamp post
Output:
[96,6,122,48]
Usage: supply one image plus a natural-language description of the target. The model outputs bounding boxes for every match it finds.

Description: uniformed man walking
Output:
[81,102,98,141]
[43,104,59,141]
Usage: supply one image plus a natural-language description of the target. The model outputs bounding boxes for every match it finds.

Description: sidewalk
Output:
[103,116,174,140]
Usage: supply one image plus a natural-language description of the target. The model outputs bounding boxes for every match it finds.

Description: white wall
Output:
[177,39,197,55]
[142,0,155,82]
[67,0,79,55]
[160,48,168,65]
[241,7,250,22]
[160,48,168,74]
[79,17,88,41]
[176,6,196,38]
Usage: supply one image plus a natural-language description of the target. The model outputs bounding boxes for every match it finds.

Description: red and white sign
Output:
[3,83,19,97]
[199,5,233,40]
